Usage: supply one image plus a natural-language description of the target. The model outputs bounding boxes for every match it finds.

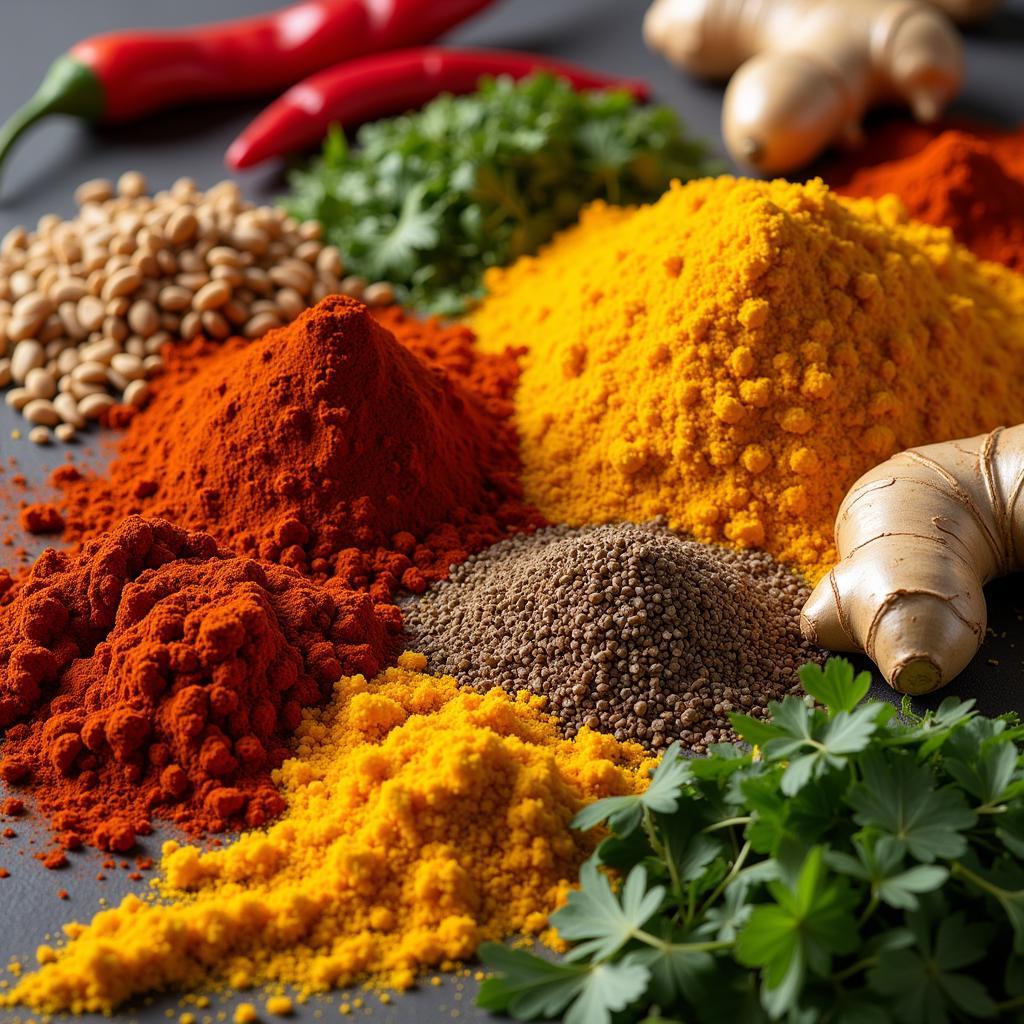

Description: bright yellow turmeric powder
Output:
[470,176,1024,579]
[5,653,651,1015]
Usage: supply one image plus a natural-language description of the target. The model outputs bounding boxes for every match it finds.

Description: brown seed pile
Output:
[0,172,394,443]
[402,521,822,752]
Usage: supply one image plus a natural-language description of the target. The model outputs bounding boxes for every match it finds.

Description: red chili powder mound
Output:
[0,515,398,851]
[55,297,540,601]
[18,503,64,535]
[823,121,1024,271]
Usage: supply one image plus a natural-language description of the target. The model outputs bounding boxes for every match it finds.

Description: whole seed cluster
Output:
[0,172,394,443]
[402,521,823,752]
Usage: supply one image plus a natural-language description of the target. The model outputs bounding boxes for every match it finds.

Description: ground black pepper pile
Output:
[402,521,823,752]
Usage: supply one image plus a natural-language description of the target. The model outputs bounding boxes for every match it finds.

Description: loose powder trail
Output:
[5,654,651,1015]
[56,297,541,601]
[0,516,398,851]
[470,176,1024,580]
[402,521,820,752]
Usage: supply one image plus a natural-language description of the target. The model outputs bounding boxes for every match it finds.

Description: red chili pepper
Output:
[226,47,652,170]
[0,0,494,178]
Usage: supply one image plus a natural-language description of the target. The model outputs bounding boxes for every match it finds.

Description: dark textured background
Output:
[0,1,1023,1021]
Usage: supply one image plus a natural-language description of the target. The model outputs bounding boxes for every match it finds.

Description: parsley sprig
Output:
[284,73,718,315]
[478,659,1024,1023]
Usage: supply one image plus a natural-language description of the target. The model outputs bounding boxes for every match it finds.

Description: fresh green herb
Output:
[478,659,1024,1023]
[283,73,718,315]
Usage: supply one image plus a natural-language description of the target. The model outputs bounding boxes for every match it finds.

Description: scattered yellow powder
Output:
[265,997,293,1017]
[470,177,1024,579]
[5,653,650,1014]
[233,1004,258,1024]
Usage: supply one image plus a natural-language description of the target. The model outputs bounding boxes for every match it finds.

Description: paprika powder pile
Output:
[824,121,1024,271]
[56,297,539,601]
[0,515,398,852]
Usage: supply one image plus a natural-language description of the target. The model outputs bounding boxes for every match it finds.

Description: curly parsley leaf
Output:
[825,835,948,910]
[285,73,718,314]
[736,847,859,1018]
[553,862,664,962]
[572,743,690,836]
[477,944,649,1024]
[479,658,1024,1024]
[847,750,976,861]
[798,660,871,714]
[866,908,996,1023]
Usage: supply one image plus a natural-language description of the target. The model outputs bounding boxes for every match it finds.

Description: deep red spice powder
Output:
[19,503,65,535]
[0,297,538,854]
[0,515,398,851]
[823,120,1024,271]
[55,297,541,602]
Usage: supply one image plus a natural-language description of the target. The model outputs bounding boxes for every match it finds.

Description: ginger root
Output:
[644,0,963,173]
[801,425,1024,695]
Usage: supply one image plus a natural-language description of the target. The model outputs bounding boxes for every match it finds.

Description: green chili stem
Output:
[0,56,104,180]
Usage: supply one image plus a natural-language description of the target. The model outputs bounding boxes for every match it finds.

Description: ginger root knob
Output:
[644,0,963,173]
[801,426,1024,693]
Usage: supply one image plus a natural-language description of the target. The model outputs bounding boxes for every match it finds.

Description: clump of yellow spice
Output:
[470,176,1024,579]
[5,653,651,1015]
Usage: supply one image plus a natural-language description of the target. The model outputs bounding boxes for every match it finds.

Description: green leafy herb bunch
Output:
[284,73,718,315]
[478,659,1024,1024]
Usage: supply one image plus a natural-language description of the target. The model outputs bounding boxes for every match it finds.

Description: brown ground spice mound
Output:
[402,520,823,753]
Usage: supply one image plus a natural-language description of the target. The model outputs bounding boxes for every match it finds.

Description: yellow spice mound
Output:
[470,177,1024,579]
[7,653,651,1015]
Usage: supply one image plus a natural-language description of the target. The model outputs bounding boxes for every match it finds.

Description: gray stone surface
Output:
[0,1,1022,1021]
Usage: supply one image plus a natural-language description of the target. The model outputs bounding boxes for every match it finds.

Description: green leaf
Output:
[476,944,591,1018]
[729,712,783,748]
[700,880,755,941]
[942,717,1020,805]
[631,941,714,1006]
[846,749,976,861]
[572,743,690,836]
[826,835,947,910]
[736,848,859,1019]
[773,702,880,797]
[592,825,655,873]
[798,658,871,714]
[956,860,1024,954]
[997,805,1024,858]
[658,813,724,888]
[284,72,716,314]
[564,958,651,1024]
[867,910,996,1023]
[364,184,439,278]
[553,862,664,961]
[897,697,977,757]
[476,943,650,1024]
